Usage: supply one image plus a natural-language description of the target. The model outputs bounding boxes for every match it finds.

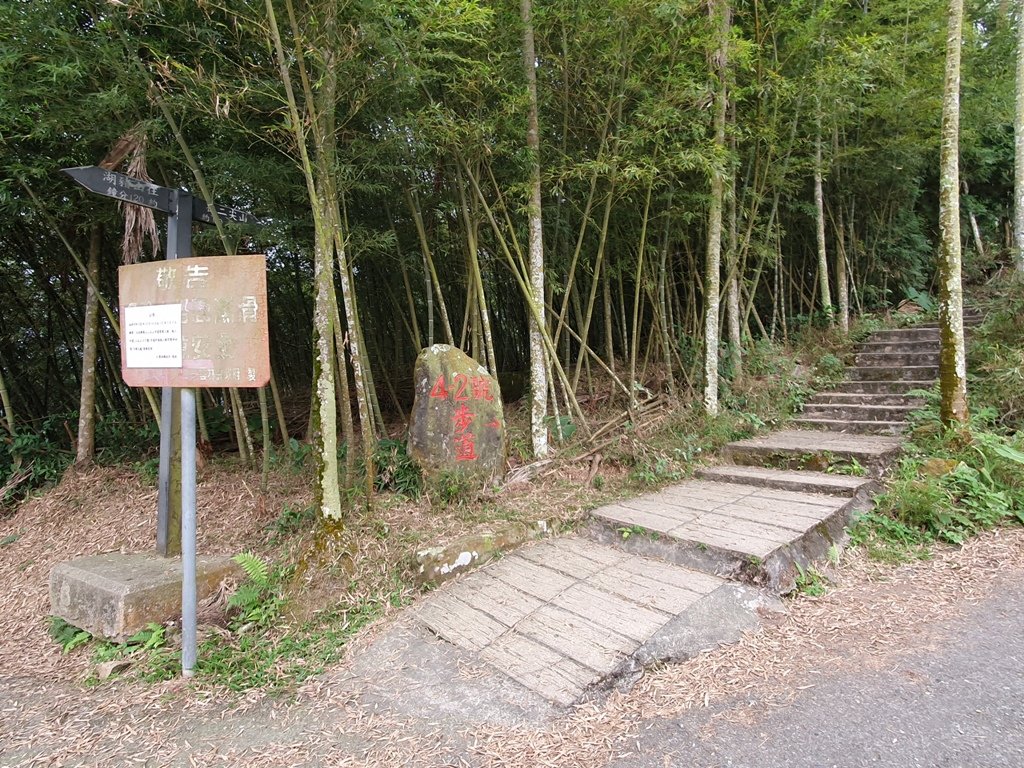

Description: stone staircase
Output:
[587,311,985,596]
[793,312,982,435]
[412,311,985,707]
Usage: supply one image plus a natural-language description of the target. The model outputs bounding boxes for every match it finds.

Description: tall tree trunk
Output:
[938,0,969,427]
[629,181,655,410]
[333,213,378,498]
[330,282,356,481]
[265,0,343,520]
[726,173,742,383]
[1015,5,1024,273]
[834,128,850,335]
[658,205,677,399]
[268,368,291,454]
[75,224,102,465]
[836,206,850,335]
[456,165,499,375]
[522,0,548,457]
[726,98,742,383]
[405,188,454,344]
[703,0,729,416]
[813,123,834,323]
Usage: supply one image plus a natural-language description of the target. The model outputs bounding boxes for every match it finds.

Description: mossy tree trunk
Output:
[265,0,343,520]
[1014,1,1024,274]
[938,0,969,428]
[813,120,834,325]
[522,0,549,458]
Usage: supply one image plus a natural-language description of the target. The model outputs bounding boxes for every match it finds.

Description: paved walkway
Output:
[407,322,948,706]
[610,570,1024,768]
[417,537,727,705]
[409,431,888,706]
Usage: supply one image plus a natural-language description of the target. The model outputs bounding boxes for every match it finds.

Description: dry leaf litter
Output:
[1,464,1022,766]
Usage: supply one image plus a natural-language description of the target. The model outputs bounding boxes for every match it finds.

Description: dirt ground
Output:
[3,460,1023,766]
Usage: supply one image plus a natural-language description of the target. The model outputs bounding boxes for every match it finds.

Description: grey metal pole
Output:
[157,190,192,557]
[180,385,198,677]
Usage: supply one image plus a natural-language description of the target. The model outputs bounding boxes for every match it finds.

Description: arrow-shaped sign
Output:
[62,166,260,226]
[63,166,173,213]
[192,197,261,226]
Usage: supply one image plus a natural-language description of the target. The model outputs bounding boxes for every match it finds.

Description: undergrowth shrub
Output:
[969,280,1024,431]
[1,415,76,507]
[857,387,1024,556]
[373,438,422,498]
[337,438,423,500]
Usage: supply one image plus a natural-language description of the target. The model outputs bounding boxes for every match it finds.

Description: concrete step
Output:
[800,403,918,421]
[587,479,868,594]
[696,464,878,498]
[722,428,903,476]
[832,380,934,395]
[856,340,938,355]
[853,351,939,367]
[791,417,908,435]
[918,317,983,329]
[866,328,940,343]
[807,392,923,406]
[847,365,938,382]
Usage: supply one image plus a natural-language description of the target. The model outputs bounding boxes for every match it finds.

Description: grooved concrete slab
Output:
[723,428,903,473]
[416,537,731,706]
[696,464,875,496]
[588,479,861,593]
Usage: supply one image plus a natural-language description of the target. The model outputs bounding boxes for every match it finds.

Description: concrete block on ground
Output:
[50,552,239,642]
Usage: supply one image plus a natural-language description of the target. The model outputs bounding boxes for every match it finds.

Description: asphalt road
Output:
[612,577,1024,768]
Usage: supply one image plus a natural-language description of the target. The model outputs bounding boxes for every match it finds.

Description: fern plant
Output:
[48,617,91,653]
[228,552,282,629]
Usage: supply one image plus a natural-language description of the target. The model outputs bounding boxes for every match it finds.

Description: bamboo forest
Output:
[0,0,1020,514]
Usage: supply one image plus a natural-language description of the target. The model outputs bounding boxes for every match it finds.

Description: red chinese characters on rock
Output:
[429,373,499,461]
[453,412,478,462]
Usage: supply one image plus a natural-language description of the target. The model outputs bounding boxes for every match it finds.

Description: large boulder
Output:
[408,345,506,484]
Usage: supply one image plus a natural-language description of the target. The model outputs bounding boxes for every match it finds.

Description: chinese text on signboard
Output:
[118,254,270,388]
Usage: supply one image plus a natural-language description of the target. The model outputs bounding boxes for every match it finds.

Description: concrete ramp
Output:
[415,536,773,706]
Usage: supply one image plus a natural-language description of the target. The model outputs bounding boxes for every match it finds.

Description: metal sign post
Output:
[62,166,264,677]
[157,189,192,557]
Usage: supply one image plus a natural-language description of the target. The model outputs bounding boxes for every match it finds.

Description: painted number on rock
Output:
[429,374,494,402]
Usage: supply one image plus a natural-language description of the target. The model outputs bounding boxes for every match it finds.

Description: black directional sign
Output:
[192,197,260,226]
[63,166,173,213]
[62,166,260,226]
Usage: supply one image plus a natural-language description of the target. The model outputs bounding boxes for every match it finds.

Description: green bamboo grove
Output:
[0,0,1018,506]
